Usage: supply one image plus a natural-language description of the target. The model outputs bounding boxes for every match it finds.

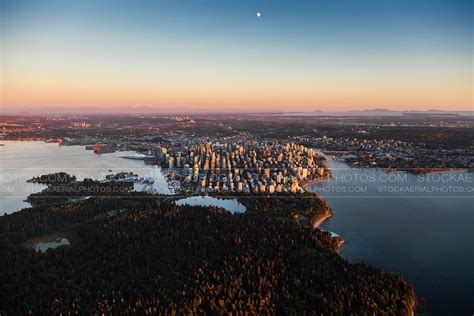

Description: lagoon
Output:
[175,196,246,213]
[34,238,71,253]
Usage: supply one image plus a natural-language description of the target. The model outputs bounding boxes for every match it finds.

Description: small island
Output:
[26,174,134,206]
[27,172,76,185]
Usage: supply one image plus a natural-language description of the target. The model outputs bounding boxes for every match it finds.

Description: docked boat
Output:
[141,178,155,185]
[94,144,115,154]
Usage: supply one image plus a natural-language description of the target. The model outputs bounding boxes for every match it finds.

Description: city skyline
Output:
[1,0,473,112]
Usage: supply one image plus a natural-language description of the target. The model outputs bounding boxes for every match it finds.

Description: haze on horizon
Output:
[1,0,472,112]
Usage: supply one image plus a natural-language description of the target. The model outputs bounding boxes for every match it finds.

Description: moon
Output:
[256,11,261,18]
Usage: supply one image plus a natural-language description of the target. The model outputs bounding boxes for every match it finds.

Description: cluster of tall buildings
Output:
[154,142,325,193]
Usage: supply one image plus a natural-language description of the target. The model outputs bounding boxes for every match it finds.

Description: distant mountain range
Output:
[0,106,472,117]
[294,109,474,117]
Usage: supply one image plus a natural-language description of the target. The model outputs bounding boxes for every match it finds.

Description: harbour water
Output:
[0,141,171,214]
[309,157,473,315]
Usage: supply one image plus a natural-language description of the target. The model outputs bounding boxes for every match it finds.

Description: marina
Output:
[0,141,172,214]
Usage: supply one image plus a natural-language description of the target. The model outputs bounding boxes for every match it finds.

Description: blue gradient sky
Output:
[1,0,472,111]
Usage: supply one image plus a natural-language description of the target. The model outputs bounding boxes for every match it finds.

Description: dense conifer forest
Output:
[0,177,415,314]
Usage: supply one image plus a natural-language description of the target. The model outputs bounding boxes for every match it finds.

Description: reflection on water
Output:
[34,238,70,253]
[175,196,246,213]
[309,157,473,315]
[0,141,171,214]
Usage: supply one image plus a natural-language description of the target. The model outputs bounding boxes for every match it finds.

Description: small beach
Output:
[312,214,331,228]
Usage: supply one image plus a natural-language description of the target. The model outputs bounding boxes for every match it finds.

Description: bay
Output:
[309,157,473,315]
[0,141,171,214]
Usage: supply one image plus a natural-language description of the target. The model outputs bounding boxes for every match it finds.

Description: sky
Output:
[1,0,472,113]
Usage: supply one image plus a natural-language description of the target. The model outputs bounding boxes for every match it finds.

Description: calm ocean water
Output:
[310,158,473,315]
[0,141,171,214]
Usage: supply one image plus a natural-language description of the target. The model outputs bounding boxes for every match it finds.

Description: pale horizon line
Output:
[1,106,473,117]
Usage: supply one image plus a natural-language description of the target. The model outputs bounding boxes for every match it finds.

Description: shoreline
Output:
[312,152,414,313]
[301,176,331,191]
[312,213,346,254]
[312,213,331,229]
[301,157,333,191]
[306,155,346,254]
[317,149,469,175]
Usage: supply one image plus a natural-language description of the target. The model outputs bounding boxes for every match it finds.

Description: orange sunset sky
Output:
[1,0,472,112]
